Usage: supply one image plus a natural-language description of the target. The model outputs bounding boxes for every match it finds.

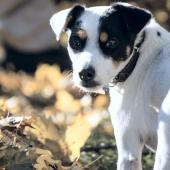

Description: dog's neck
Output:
[137,18,170,57]
[112,18,170,85]
[113,31,145,83]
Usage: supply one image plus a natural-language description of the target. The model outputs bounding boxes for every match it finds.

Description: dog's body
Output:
[50,2,170,169]
[109,20,170,170]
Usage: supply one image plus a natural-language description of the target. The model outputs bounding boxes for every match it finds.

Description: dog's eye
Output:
[99,36,120,56]
[69,34,87,51]
[106,38,119,49]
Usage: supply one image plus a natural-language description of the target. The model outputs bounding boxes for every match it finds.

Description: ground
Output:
[0,64,154,170]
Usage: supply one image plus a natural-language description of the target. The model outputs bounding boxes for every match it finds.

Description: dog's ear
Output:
[50,5,85,41]
[114,4,152,36]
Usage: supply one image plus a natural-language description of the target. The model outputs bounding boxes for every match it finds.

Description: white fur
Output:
[50,3,170,170]
[50,8,72,41]
[109,19,170,170]
[51,6,136,92]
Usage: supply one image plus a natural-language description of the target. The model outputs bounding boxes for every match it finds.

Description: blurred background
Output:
[0,0,170,72]
[0,0,169,170]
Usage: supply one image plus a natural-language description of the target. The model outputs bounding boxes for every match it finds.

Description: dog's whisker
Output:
[64,70,73,81]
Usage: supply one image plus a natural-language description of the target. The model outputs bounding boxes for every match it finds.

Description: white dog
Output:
[50,2,170,170]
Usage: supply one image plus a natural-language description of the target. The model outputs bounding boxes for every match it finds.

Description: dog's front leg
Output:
[154,90,170,170]
[109,89,143,170]
[110,111,143,170]
[115,127,143,170]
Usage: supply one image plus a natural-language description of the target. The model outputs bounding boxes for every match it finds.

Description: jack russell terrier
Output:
[50,2,170,170]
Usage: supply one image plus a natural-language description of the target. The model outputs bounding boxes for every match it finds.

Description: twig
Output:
[81,144,116,153]
[0,116,31,129]
[80,155,103,170]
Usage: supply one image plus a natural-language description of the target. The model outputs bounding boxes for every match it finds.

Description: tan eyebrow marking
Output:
[100,32,108,42]
[77,29,87,39]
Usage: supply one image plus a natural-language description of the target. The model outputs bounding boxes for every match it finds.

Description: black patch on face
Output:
[99,31,121,57]
[98,3,151,61]
[64,5,87,52]
[69,28,87,52]
[64,5,85,31]
[99,8,134,61]
[157,31,161,37]
[113,4,152,35]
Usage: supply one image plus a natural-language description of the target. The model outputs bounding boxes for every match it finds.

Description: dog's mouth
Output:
[78,80,105,93]
[81,80,100,88]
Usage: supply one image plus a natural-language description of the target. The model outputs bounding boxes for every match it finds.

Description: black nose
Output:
[79,66,95,82]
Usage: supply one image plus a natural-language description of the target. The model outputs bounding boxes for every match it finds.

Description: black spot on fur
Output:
[98,3,151,61]
[64,5,85,30]
[113,4,152,35]
[69,28,87,52]
[157,31,161,37]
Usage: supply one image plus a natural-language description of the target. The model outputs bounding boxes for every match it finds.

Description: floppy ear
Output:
[50,5,85,41]
[114,4,152,36]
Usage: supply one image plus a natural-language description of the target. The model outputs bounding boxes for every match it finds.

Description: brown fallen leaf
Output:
[34,148,63,170]
[93,95,109,110]
[65,111,103,161]
[34,148,82,170]
[35,64,63,90]
[25,115,68,160]
[55,90,81,113]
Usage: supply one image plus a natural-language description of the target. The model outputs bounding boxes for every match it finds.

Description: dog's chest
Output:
[108,82,158,145]
[108,36,170,130]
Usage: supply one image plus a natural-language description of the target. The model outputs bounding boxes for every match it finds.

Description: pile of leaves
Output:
[0,64,112,170]
[0,64,154,170]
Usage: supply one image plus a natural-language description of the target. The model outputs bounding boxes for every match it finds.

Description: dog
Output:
[50,2,170,170]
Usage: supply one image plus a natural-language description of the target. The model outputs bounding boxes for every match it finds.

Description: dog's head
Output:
[50,2,151,92]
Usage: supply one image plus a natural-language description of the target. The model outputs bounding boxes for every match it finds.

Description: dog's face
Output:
[50,3,151,92]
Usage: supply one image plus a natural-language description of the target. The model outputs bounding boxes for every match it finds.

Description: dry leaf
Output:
[0,71,20,91]
[93,95,109,109]
[34,148,63,170]
[65,111,102,161]
[55,90,81,113]
[25,115,68,158]
[35,64,63,90]
[34,148,82,170]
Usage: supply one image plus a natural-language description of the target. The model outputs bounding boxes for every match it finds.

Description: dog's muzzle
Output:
[79,66,99,88]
